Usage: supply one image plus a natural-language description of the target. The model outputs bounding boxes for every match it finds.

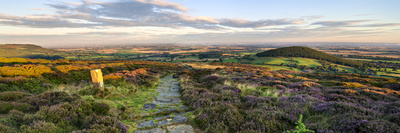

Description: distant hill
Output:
[0,44,64,59]
[256,46,363,68]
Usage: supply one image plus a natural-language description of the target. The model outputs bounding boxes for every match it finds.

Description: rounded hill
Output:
[256,46,363,68]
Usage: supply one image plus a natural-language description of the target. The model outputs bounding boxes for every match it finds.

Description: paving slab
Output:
[173,115,188,123]
[135,128,166,133]
[136,75,195,133]
[158,92,180,97]
[143,103,157,110]
[157,119,173,126]
[138,120,156,128]
[167,124,195,133]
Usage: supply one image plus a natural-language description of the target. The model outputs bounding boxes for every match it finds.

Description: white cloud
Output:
[0,0,310,29]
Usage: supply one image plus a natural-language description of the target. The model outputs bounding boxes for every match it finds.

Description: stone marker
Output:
[90,69,104,89]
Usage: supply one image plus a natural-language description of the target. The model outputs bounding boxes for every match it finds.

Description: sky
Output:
[0,0,399,47]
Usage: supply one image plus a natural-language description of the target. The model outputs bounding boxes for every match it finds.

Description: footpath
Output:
[135,75,195,133]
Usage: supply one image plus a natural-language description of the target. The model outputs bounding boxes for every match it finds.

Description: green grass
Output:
[255,65,302,72]
[76,79,162,132]
[223,58,239,63]
[348,58,400,63]
[292,57,322,67]
[337,65,357,73]
[184,56,200,59]
[239,52,257,55]
[250,56,322,67]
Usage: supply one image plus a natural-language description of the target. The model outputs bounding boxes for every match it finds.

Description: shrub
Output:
[6,110,26,128]
[104,73,124,80]
[0,101,35,114]
[384,101,400,114]
[20,121,58,133]
[82,114,128,133]
[0,76,27,83]
[287,114,314,133]
[35,103,78,124]
[200,75,227,88]
[384,113,400,125]
[93,102,110,115]
[0,91,30,101]
[330,113,400,133]
[341,82,366,88]
[55,65,82,73]
[0,65,52,77]
[0,123,16,133]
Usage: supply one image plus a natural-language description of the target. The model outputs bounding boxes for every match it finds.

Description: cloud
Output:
[31,8,46,10]
[312,20,373,27]
[66,31,132,35]
[312,20,400,28]
[0,0,309,29]
[0,13,93,28]
[355,14,374,16]
[356,23,400,27]
[219,18,303,28]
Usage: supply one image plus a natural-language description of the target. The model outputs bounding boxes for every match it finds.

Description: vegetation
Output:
[287,114,314,133]
[0,44,64,59]
[178,62,400,133]
[0,57,187,132]
[256,46,363,68]
[1,44,400,132]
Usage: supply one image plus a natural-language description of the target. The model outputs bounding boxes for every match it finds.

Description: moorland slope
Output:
[256,46,363,68]
[0,44,63,59]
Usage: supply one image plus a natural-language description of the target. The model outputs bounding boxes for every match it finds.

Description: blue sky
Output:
[0,0,399,47]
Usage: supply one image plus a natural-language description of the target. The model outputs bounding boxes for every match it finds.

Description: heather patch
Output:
[178,63,400,132]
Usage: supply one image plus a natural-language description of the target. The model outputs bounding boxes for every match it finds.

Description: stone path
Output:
[135,75,195,133]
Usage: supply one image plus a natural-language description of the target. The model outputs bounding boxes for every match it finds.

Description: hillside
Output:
[0,58,399,132]
[256,46,363,68]
[0,44,64,59]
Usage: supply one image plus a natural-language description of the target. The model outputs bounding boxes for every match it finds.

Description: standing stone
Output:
[90,69,104,89]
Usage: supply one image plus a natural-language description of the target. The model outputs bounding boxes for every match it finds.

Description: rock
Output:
[179,105,189,110]
[137,120,156,128]
[143,103,157,110]
[158,92,180,97]
[135,128,166,133]
[156,97,173,102]
[157,119,172,126]
[166,108,177,112]
[152,109,163,115]
[175,112,187,116]
[173,115,188,123]
[153,115,171,120]
[156,87,170,92]
[153,97,180,105]
[172,82,179,86]
[167,124,195,133]
[140,112,150,117]
[170,87,180,92]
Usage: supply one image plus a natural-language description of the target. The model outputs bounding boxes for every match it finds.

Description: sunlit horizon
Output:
[1,0,399,46]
